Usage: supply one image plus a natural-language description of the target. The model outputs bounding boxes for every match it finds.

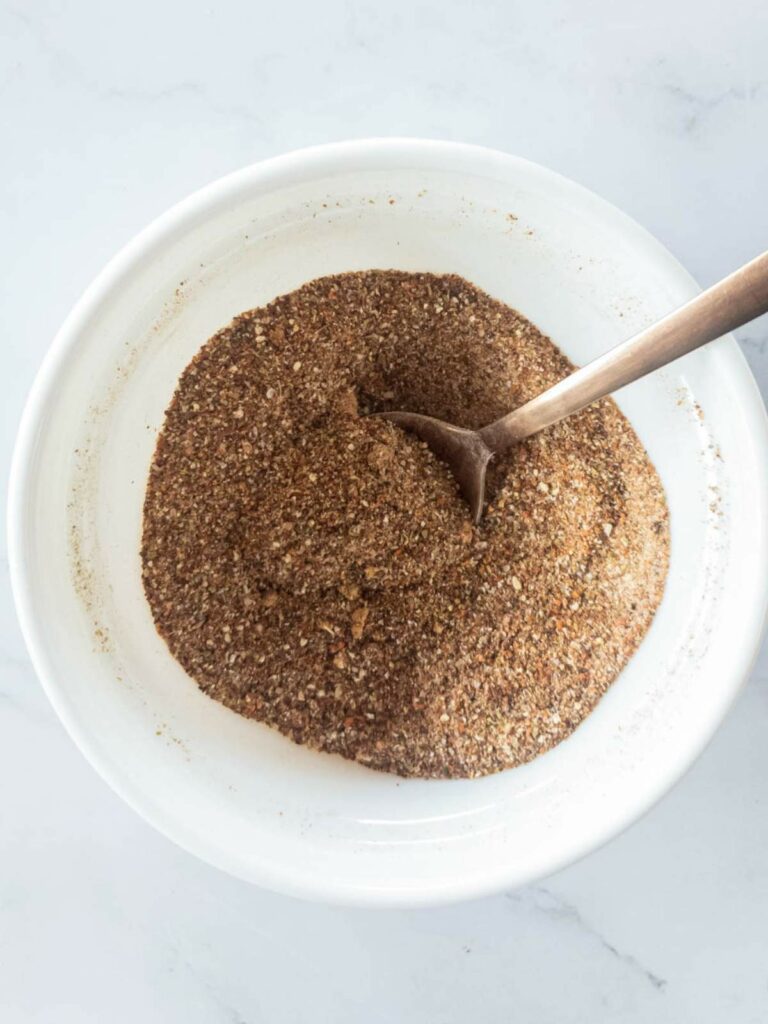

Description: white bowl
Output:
[9,140,768,907]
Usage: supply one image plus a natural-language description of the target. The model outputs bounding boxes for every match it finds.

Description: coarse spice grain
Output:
[141,270,669,779]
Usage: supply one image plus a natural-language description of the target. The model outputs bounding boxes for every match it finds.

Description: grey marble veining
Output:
[2,1,767,1020]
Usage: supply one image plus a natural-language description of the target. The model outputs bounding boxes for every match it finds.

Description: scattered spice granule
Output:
[141,270,669,779]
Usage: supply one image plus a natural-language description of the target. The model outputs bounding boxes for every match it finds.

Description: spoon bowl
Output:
[376,410,493,522]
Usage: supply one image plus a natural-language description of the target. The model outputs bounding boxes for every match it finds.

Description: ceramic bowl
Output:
[9,139,768,906]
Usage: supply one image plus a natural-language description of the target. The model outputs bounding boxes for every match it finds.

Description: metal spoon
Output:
[378,251,768,522]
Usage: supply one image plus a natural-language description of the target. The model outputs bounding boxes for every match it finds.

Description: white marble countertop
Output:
[2,1,768,1020]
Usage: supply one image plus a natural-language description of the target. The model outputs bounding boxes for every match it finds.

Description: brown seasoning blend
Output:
[141,271,669,778]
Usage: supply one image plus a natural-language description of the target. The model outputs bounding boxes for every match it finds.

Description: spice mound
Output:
[141,271,669,778]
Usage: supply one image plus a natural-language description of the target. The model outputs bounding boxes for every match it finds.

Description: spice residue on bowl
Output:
[141,271,669,778]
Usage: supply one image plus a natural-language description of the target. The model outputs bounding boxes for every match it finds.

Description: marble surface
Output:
[2,1,768,1020]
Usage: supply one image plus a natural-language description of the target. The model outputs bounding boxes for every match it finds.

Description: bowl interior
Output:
[12,143,768,905]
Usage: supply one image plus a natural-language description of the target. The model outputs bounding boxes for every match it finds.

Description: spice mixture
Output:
[141,271,669,778]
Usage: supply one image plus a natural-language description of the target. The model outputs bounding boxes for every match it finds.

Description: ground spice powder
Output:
[141,271,669,778]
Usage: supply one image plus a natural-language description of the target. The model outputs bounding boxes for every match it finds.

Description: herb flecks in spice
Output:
[141,271,669,778]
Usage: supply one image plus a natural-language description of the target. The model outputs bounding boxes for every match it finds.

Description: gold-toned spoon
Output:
[378,251,768,522]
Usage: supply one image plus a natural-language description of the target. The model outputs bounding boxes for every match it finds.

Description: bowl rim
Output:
[9,137,768,906]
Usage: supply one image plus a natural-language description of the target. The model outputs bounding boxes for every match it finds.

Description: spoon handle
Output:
[479,250,768,453]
